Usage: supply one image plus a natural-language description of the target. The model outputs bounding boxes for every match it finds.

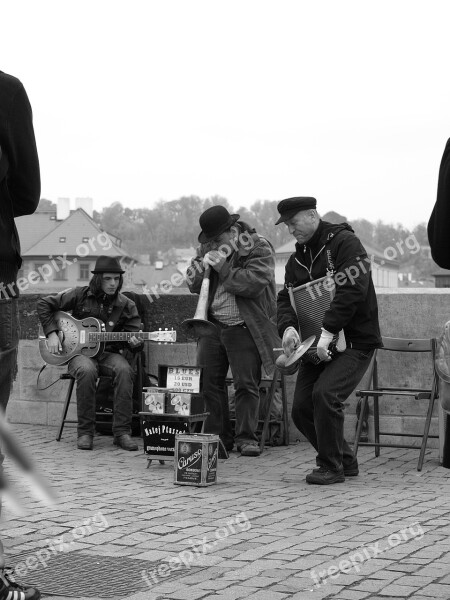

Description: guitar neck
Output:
[89,332,165,342]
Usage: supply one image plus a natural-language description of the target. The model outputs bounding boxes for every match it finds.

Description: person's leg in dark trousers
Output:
[0,299,40,598]
[68,355,99,437]
[197,327,234,449]
[97,352,135,437]
[293,349,374,472]
[0,298,19,413]
[0,298,19,568]
[221,325,261,448]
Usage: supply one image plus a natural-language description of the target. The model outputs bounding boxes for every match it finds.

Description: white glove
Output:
[282,326,300,358]
[316,328,335,362]
[316,328,346,362]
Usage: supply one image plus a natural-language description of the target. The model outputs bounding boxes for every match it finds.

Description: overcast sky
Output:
[2,0,449,228]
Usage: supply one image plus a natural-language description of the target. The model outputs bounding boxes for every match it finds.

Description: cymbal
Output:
[285,335,316,367]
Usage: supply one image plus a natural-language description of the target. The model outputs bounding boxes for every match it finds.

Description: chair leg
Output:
[56,377,75,441]
[259,370,279,454]
[417,394,437,472]
[353,396,368,457]
[281,374,289,446]
[374,396,380,457]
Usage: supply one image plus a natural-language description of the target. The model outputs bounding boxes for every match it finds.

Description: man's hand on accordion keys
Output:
[282,326,301,358]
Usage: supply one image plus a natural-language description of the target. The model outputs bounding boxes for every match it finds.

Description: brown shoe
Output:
[77,435,93,450]
[113,434,138,451]
[239,441,260,457]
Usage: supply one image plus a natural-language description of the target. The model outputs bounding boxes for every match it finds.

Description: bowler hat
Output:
[91,256,125,274]
[275,197,317,225]
[198,206,240,243]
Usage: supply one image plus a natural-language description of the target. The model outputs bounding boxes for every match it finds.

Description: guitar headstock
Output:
[152,329,177,343]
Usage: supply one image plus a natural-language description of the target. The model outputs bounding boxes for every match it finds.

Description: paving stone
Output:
[3,425,450,600]
[377,583,425,596]
[418,583,450,597]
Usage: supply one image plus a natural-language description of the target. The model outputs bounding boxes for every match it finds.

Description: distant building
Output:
[274,239,399,288]
[432,268,450,288]
[15,202,136,294]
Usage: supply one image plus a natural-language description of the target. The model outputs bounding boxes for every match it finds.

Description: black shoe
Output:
[0,569,40,600]
[77,434,93,450]
[113,434,138,451]
[343,460,359,477]
[313,461,359,477]
[306,467,345,485]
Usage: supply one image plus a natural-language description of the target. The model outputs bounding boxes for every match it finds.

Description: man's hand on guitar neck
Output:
[127,332,143,350]
[46,331,63,354]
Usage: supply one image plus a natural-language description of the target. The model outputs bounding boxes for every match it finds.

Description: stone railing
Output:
[8,290,450,450]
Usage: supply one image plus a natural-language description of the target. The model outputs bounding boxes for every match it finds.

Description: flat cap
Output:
[275,197,317,225]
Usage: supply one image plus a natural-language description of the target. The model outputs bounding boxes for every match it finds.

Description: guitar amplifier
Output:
[288,275,344,363]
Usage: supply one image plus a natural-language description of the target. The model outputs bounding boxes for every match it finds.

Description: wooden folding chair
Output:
[353,336,440,471]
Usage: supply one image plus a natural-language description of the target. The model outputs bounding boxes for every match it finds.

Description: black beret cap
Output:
[275,197,317,225]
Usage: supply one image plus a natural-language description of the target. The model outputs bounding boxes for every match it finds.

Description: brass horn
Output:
[182,264,217,338]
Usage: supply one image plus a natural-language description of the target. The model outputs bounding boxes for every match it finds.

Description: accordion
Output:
[288,275,345,364]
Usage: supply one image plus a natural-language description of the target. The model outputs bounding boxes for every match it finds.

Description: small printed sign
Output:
[166,366,201,393]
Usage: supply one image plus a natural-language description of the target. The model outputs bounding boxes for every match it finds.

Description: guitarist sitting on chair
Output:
[37,256,143,451]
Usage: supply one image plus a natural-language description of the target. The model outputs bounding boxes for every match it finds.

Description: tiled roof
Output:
[20,208,133,260]
[15,210,59,253]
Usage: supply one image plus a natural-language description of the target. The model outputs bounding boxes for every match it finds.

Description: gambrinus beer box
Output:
[174,433,219,487]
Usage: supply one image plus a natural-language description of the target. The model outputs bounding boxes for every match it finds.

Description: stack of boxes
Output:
[142,366,204,415]
[140,366,205,458]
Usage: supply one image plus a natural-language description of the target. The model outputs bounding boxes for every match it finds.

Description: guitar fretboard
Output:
[89,332,151,341]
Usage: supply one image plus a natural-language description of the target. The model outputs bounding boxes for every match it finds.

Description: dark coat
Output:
[427,138,450,268]
[0,71,40,293]
[37,286,142,354]
[186,222,281,375]
[277,220,382,350]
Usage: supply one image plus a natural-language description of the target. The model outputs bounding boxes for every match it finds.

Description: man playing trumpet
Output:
[186,206,280,457]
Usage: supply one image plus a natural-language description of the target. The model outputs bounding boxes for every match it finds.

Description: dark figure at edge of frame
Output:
[0,70,41,600]
[186,205,281,457]
[427,137,450,467]
[276,197,382,485]
[427,137,450,268]
[37,256,143,452]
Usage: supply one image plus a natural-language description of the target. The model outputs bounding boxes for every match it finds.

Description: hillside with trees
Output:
[38,197,436,285]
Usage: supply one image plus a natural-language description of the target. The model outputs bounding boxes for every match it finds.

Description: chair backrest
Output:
[381,337,435,353]
[377,336,437,393]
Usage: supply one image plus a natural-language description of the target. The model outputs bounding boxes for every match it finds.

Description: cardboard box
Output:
[141,416,189,456]
[165,392,205,416]
[142,387,167,413]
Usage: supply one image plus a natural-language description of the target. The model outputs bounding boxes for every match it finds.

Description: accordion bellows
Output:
[288,275,345,361]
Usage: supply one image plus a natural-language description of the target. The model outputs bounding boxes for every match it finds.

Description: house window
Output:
[54,267,68,281]
[79,263,90,280]
[59,237,66,243]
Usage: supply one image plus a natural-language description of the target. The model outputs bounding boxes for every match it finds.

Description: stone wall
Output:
[8,290,450,454]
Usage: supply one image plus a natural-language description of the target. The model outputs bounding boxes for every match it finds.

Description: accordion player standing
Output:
[276,197,382,485]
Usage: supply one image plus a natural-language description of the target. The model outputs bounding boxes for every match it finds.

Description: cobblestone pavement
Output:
[2,424,450,600]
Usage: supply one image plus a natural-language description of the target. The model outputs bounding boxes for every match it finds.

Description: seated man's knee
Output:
[72,361,97,381]
[114,358,135,381]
